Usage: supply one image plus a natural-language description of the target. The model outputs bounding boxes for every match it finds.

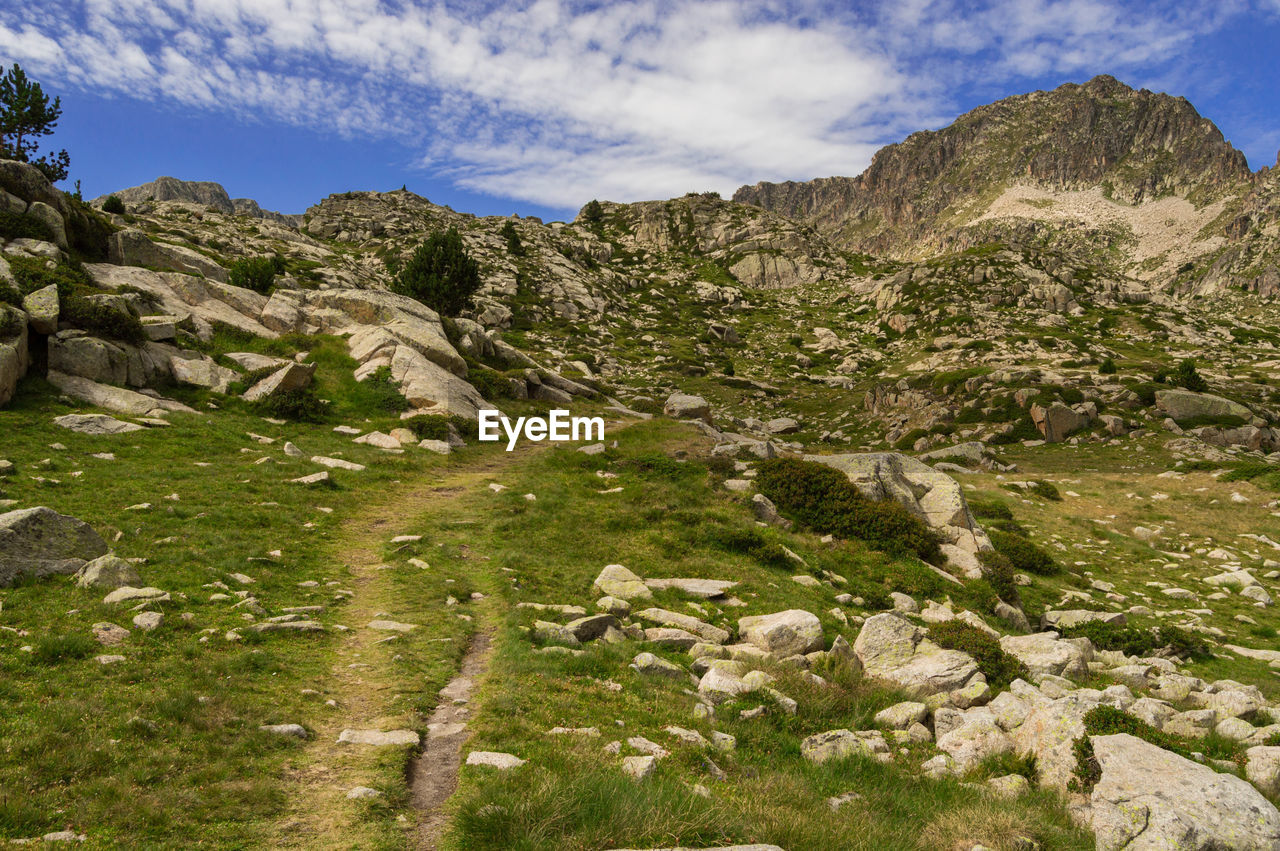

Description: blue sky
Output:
[3,1,1279,220]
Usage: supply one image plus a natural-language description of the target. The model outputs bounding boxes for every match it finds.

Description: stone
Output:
[466,751,526,770]
[1014,692,1103,790]
[698,664,753,704]
[53,413,145,435]
[338,729,420,747]
[936,714,1012,770]
[593,564,653,600]
[0,506,109,587]
[354,431,401,450]
[170,356,237,393]
[242,362,316,402]
[630,652,685,679]
[108,229,228,280]
[132,611,163,631]
[1247,746,1280,796]
[103,586,169,604]
[260,723,308,739]
[291,471,331,485]
[645,627,701,649]
[634,608,729,644]
[663,393,712,423]
[999,632,1090,680]
[643,577,738,598]
[621,755,656,780]
[874,701,928,729]
[367,619,417,633]
[565,613,621,642]
[47,370,195,418]
[854,612,980,697]
[987,774,1030,798]
[1040,609,1126,630]
[419,439,451,454]
[804,453,992,565]
[91,622,130,646]
[596,596,631,617]
[1030,402,1091,442]
[21,284,58,334]
[737,609,824,657]
[800,729,889,764]
[1155,389,1253,424]
[311,456,366,472]
[346,787,382,800]
[74,554,142,589]
[26,201,68,249]
[1090,732,1280,849]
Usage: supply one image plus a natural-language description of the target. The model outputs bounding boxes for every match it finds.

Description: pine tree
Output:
[0,63,70,182]
[391,227,482,316]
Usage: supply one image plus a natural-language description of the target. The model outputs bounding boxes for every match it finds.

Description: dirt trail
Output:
[411,630,492,849]
[269,449,529,849]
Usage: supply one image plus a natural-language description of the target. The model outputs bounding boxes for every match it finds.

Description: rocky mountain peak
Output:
[94,175,299,226]
[734,75,1253,258]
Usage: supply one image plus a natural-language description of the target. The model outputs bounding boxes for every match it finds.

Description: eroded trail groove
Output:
[411,630,492,849]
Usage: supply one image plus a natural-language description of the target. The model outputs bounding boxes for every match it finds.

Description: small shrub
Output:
[403,414,454,441]
[981,551,1021,607]
[622,452,701,481]
[228,256,280,294]
[1059,621,1211,662]
[988,529,1058,575]
[499,221,524,256]
[0,210,54,242]
[102,195,126,215]
[467,365,512,401]
[1098,357,1117,374]
[1174,358,1208,392]
[893,428,928,451]
[1028,480,1062,501]
[967,498,1013,521]
[756,458,941,563]
[928,620,1028,690]
[61,295,145,344]
[254,386,327,422]
[705,526,794,569]
[361,365,409,414]
[391,227,481,317]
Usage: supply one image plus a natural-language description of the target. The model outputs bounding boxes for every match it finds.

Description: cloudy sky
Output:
[3,1,1279,219]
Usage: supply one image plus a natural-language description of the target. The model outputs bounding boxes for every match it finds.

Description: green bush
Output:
[622,453,702,481]
[980,551,1021,607]
[756,458,941,563]
[391,227,481,317]
[361,365,409,414]
[705,526,794,569]
[1028,480,1062,501]
[499,221,524,256]
[467,365,512,401]
[31,633,98,665]
[102,195,126,214]
[928,620,1029,690]
[1174,358,1208,393]
[988,529,1058,575]
[1098,357,1117,375]
[228,255,282,294]
[61,294,145,344]
[967,498,1013,521]
[5,255,95,301]
[403,414,462,442]
[253,386,326,423]
[1058,621,1211,662]
[0,209,54,242]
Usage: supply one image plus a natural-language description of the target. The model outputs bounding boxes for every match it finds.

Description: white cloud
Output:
[0,0,1265,209]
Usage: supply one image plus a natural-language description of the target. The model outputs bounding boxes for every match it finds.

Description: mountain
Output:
[734,75,1277,293]
[93,176,301,227]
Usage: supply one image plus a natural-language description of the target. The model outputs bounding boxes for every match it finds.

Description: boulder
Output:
[800,729,889,764]
[108,229,228,281]
[0,507,109,586]
[737,610,824,657]
[1155,389,1253,424]
[1000,632,1091,680]
[0,307,29,406]
[936,712,1013,770]
[593,564,652,601]
[169,355,237,393]
[1246,746,1280,796]
[242,362,316,402]
[21,284,58,334]
[663,393,712,423]
[1030,402,1091,442]
[1014,691,1105,789]
[1090,733,1280,849]
[804,452,992,563]
[47,371,195,418]
[1041,610,1125,630]
[52,413,144,435]
[634,608,729,644]
[75,554,142,589]
[853,612,980,697]
[0,160,68,217]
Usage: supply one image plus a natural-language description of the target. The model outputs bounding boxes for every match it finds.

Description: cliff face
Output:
[733,76,1254,258]
[93,176,300,226]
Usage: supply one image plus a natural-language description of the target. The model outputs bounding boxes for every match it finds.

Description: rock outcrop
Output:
[0,507,109,586]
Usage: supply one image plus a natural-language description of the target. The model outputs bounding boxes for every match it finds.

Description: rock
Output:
[367,619,417,633]
[224,352,289,371]
[737,610,824,657]
[874,701,928,729]
[936,713,1012,770]
[766,417,800,434]
[593,564,653,600]
[630,652,685,679]
[26,200,68,249]
[21,284,58,334]
[1041,609,1126,630]
[1014,692,1102,790]
[1090,732,1280,849]
[698,663,753,704]
[354,431,401,450]
[260,723,308,739]
[74,554,142,589]
[999,632,1090,680]
[804,453,991,565]
[565,613,621,642]
[346,787,382,799]
[291,471,331,485]
[854,612,979,697]
[53,414,145,435]
[47,370,195,418]
[663,393,712,423]
[596,596,632,617]
[311,456,366,472]
[988,773,1031,798]
[338,729,420,747]
[0,306,27,407]
[169,355,237,393]
[621,754,656,780]
[643,577,738,598]
[108,229,229,281]
[419,439,451,454]
[242,362,316,402]
[1247,746,1280,796]
[103,586,170,604]
[91,622,130,646]
[1030,402,1091,442]
[466,751,526,770]
[800,729,889,764]
[635,608,730,644]
[0,506,109,586]
[131,611,163,631]
[645,627,700,650]
[1155,389,1253,423]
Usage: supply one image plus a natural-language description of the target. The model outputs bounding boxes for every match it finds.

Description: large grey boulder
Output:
[85,264,276,339]
[0,160,67,217]
[53,413,145,435]
[804,452,992,575]
[0,305,29,406]
[1041,609,1125,630]
[242,362,316,402]
[854,612,980,697]
[1090,733,1280,849]
[593,564,652,601]
[1000,632,1091,679]
[169,355,237,393]
[75,554,142,590]
[663,393,712,423]
[26,201,68,250]
[1155,389,1253,423]
[47,370,196,418]
[737,610,824,657]
[1030,402,1091,442]
[108,230,229,282]
[1014,691,1108,790]
[0,507,109,586]
[21,284,59,334]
